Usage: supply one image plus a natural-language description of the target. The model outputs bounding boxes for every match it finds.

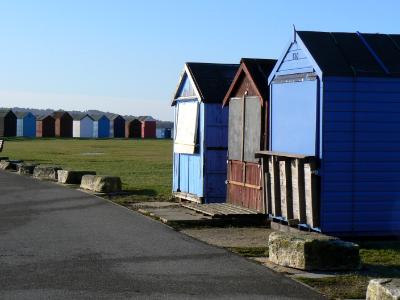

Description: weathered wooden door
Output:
[227,96,264,212]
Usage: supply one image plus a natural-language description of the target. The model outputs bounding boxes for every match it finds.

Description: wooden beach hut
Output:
[125,118,142,138]
[258,30,400,236]
[92,114,110,138]
[139,116,156,139]
[73,114,94,138]
[36,115,55,137]
[222,58,276,212]
[53,111,73,138]
[0,109,17,137]
[16,111,36,137]
[108,114,125,138]
[172,62,239,203]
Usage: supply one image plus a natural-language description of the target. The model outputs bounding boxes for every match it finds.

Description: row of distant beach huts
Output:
[172,30,400,237]
[0,110,172,139]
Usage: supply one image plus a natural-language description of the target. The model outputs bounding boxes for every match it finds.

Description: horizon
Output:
[1,0,399,121]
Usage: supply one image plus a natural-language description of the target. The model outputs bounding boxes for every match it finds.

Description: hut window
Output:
[174,101,199,154]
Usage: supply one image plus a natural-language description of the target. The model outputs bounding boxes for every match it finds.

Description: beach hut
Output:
[36,115,55,137]
[16,111,36,137]
[73,114,94,138]
[156,128,164,139]
[92,114,110,138]
[139,116,156,139]
[172,62,239,203]
[257,30,400,236]
[125,118,142,138]
[222,58,276,212]
[0,109,17,137]
[108,114,125,138]
[53,111,73,138]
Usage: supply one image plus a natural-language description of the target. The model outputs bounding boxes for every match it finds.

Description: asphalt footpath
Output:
[0,170,325,299]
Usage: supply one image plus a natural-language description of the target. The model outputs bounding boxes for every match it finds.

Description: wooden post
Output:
[261,156,269,214]
[291,159,306,224]
[269,156,281,216]
[304,159,320,228]
[279,159,293,221]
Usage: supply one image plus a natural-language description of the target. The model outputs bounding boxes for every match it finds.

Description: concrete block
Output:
[17,163,38,175]
[367,278,400,300]
[0,160,23,171]
[57,170,96,184]
[33,165,62,181]
[268,231,360,271]
[80,175,122,193]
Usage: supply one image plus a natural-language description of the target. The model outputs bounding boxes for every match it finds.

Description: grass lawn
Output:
[2,138,173,203]
[296,240,400,299]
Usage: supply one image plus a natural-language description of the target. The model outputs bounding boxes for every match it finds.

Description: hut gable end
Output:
[276,42,314,76]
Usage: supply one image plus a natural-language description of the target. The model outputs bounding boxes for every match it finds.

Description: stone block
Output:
[367,278,400,300]
[0,160,12,170]
[33,165,62,181]
[268,231,360,271]
[57,170,96,184]
[0,160,23,170]
[80,175,122,193]
[17,163,38,175]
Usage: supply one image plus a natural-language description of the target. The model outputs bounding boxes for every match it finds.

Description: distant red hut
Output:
[139,117,156,139]
[36,115,55,137]
[53,111,73,137]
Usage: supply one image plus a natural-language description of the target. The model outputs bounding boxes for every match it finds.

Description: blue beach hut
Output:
[92,114,110,138]
[16,111,36,137]
[262,30,400,236]
[172,62,239,203]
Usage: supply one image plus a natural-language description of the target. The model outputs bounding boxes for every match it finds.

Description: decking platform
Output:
[181,202,262,218]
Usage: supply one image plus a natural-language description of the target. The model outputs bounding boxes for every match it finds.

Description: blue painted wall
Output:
[113,116,125,138]
[321,76,400,236]
[17,113,36,137]
[98,116,110,138]
[203,103,228,203]
[173,100,203,198]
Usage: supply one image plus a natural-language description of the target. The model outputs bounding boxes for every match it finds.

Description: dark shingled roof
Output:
[185,62,239,103]
[0,109,15,118]
[36,114,54,121]
[297,31,400,77]
[91,114,109,121]
[52,111,72,119]
[241,58,276,100]
[14,111,31,118]
[72,113,93,121]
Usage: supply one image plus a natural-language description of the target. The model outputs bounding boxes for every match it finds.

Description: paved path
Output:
[0,171,324,299]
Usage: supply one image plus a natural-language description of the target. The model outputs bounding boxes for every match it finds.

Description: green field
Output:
[2,138,173,202]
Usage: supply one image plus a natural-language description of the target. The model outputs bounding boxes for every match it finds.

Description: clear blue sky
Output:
[0,0,398,121]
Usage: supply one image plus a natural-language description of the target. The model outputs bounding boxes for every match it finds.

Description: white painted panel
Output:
[174,100,199,154]
[73,120,81,138]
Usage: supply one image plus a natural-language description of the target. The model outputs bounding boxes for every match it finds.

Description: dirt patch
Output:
[181,227,272,248]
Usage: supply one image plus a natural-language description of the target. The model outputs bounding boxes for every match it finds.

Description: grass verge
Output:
[296,240,400,299]
[2,138,173,203]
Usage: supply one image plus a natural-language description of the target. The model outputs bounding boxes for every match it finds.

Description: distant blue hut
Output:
[92,114,110,138]
[16,111,36,138]
[108,114,125,138]
[172,62,238,203]
[260,30,400,236]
